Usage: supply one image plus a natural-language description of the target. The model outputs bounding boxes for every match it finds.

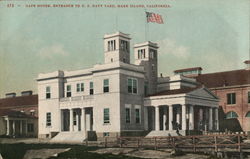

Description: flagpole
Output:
[144,8,148,41]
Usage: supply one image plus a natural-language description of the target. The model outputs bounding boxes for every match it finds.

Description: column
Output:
[144,107,148,131]
[181,105,187,130]
[6,119,10,136]
[215,108,219,131]
[176,107,180,125]
[163,107,167,130]
[70,109,74,132]
[189,105,194,130]
[81,108,86,132]
[155,106,160,131]
[209,108,213,131]
[12,120,16,136]
[20,120,23,135]
[169,105,173,131]
[24,120,27,135]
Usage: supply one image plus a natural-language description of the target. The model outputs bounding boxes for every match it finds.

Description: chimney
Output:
[21,90,33,96]
[5,92,16,98]
[244,60,250,70]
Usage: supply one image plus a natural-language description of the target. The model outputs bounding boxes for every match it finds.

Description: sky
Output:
[0,0,249,97]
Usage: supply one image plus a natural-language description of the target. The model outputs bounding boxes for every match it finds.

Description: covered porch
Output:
[144,87,219,136]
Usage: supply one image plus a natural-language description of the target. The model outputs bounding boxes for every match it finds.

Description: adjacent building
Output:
[37,32,219,142]
[174,60,250,132]
[0,91,38,137]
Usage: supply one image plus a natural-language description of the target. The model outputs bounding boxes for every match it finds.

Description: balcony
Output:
[59,95,94,108]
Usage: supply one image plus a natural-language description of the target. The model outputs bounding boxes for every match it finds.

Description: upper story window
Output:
[103,108,110,124]
[120,40,129,52]
[103,79,109,93]
[226,111,238,119]
[76,83,84,92]
[149,49,157,59]
[46,112,51,127]
[246,111,250,117]
[138,49,145,59]
[248,92,250,104]
[46,86,51,99]
[144,82,148,96]
[90,82,94,95]
[128,78,138,94]
[227,93,236,105]
[66,85,71,97]
[108,40,116,51]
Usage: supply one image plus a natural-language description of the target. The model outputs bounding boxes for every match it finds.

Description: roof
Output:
[149,86,199,97]
[194,69,250,88]
[0,95,38,108]
[174,67,202,73]
[0,109,37,118]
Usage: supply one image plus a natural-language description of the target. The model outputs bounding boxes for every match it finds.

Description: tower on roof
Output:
[134,41,158,95]
[103,32,131,64]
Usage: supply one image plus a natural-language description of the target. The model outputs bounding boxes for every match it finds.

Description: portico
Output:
[144,86,219,136]
[60,107,93,133]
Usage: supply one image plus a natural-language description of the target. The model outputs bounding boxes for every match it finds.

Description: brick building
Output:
[174,60,250,132]
[0,91,38,137]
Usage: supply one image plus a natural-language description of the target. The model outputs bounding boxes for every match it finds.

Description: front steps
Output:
[50,131,86,143]
[146,130,186,137]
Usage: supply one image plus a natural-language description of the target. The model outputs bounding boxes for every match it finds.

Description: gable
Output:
[188,87,218,99]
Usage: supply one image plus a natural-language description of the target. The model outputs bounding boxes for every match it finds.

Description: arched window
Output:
[245,111,250,117]
[226,111,238,119]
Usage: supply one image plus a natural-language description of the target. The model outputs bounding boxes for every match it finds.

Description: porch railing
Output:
[59,95,94,102]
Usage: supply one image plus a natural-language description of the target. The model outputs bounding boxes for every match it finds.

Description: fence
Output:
[95,133,249,153]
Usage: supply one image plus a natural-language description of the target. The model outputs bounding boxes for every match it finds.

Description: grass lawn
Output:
[0,143,141,159]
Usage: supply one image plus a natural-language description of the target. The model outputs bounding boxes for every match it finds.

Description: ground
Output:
[0,138,217,159]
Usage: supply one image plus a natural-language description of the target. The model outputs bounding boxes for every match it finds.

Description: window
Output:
[149,49,157,59]
[135,108,141,123]
[120,40,128,52]
[46,112,51,127]
[76,83,84,92]
[125,108,130,123]
[246,112,250,117]
[248,92,250,103]
[103,79,109,93]
[108,40,116,51]
[127,78,137,94]
[103,132,110,137]
[66,85,71,97]
[73,112,77,125]
[138,49,145,59]
[46,86,51,99]
[227,93,236,104]
[144,82,148,96]
[90,82,94,95]
[103,108,110,124]
[27,123,34,132]
[226,111,238,119]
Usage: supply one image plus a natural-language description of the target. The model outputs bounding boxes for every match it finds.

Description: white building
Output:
[37,32,219,141]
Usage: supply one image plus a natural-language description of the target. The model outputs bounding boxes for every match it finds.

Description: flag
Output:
[146,12,164,24]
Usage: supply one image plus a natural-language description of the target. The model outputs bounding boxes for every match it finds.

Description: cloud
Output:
[38,44,69,59]
[157,39,190,58]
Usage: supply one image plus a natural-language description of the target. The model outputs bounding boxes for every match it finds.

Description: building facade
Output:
[37,32,219,141]
[174,60,250,132]
[0,91,38,137]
